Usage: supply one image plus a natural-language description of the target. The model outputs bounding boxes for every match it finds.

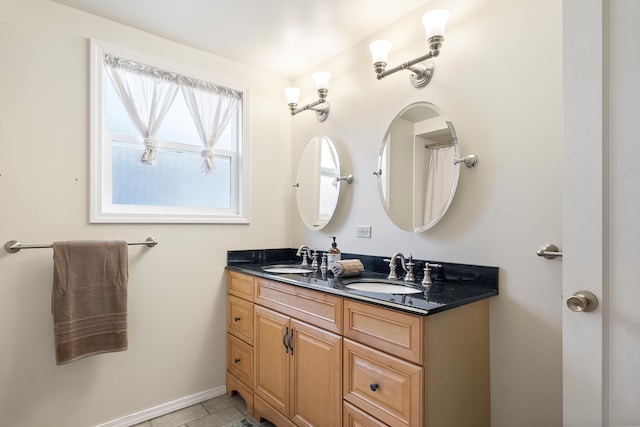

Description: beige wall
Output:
[291,1,563,426]
[0,0,291,426]
[0,0,563,426]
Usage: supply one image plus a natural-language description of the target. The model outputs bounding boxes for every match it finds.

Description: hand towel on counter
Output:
[51,240,128,365]
[330,259,364,278]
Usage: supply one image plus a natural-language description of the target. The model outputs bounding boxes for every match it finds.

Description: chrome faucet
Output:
[310,250,319,271]
[422,262,442,288]
[296,245,311,266]
[384,252,408,280]
[405,254,416,282]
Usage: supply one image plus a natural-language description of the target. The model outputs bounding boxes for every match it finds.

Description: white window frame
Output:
[89,40,250,224]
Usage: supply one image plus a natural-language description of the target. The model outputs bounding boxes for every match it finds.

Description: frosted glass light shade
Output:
[312,72,331,90]
[422,9,450,38]
[284,87,301,104]
[369,40,392,64]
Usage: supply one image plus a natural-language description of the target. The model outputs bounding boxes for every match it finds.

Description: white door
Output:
[562,0,640,425]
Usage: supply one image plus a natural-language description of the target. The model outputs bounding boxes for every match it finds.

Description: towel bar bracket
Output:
[4,237,158,254]
[5,240,40,253]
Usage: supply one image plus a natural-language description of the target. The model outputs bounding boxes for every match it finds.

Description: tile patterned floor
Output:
[131,393,270,427]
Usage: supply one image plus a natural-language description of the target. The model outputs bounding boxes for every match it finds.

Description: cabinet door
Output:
[289,319,342,427]
[254,305,290,416]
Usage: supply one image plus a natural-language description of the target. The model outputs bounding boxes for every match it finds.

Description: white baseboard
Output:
[95,386,227,427]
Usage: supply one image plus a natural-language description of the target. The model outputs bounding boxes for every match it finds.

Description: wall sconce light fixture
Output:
[369,9,450,88]
[285,72,331,122]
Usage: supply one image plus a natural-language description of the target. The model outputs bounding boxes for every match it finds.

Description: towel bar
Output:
[4,237,158,253]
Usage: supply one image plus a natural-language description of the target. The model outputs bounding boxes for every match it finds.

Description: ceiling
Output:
[51,0,432,79]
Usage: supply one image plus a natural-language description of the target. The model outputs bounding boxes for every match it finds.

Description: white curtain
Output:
[181,83,240,174]
[424,145,455,224]
[104,56,179,165]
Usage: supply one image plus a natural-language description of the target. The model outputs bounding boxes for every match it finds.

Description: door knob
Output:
[566,291,598,313]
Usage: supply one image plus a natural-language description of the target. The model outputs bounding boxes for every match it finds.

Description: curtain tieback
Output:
[200,147,216,174]
[139,138,159,165]
[201,147,214,158]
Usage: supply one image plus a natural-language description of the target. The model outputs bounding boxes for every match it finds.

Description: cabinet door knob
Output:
[234,358,240,364]
[370,383,379,392]
[234,316,241,322]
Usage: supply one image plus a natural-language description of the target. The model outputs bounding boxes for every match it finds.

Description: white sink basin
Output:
[344,281,422,294]
[263,267,313,274]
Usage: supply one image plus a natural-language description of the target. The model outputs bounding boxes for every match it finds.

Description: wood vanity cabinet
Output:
[253,277,343,427]
[254,305,342,427]
[226,271,256,415]
[226,270,490,427]
[343,299,490,427]
[227,271,343,427]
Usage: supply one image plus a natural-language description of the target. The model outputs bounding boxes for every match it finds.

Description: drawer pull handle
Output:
[234,316,241,322]
[283,327,290,353]
[370,383,379,392]
[234,358,240,364]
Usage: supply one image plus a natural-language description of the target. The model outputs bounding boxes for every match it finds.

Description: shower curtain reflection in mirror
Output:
[423,144,455,225]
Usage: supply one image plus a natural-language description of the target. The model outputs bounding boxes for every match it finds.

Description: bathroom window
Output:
[318,142,339,222]
[90,40,249,223]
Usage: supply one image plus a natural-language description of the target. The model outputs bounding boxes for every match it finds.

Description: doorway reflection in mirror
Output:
[377,102,460,232]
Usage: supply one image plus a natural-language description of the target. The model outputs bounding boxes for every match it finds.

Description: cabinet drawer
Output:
[255,278,342,334]
[227,333,254,388]
[227,294,254,344]
[344,299,423,364]
[343,338,422,427]
[227,270,255,302]
[343,401,388,427]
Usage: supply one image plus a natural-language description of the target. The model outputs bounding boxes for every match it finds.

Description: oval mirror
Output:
[377,102,460,232]
[296,135,341,230]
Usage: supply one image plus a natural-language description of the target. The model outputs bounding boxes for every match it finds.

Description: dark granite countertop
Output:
[227,249,498,316]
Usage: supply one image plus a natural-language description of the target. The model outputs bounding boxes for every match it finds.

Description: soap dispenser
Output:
[327,236,341,270]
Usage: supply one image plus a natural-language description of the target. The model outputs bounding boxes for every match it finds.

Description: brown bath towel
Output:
[52,240,128,365]
[330,259,365,277]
